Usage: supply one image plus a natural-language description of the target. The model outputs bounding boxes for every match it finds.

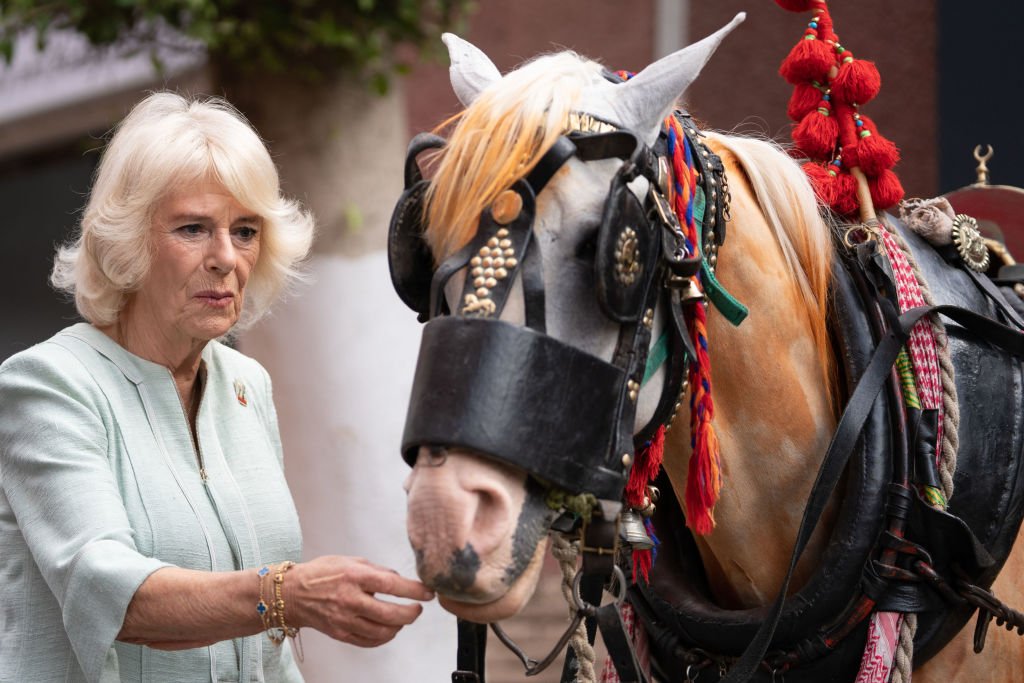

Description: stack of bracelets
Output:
[256,561,300,644]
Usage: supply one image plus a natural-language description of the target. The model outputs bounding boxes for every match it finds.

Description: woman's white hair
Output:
[51,91,316,330]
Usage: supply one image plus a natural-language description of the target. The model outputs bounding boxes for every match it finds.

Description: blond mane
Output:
[424,53,602,261]
[706,131,836,398]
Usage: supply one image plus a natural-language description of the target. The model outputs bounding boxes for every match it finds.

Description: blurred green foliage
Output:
[0,0,470,86]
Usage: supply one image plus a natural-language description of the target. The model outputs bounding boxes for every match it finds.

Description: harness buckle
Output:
[650,186,682,234]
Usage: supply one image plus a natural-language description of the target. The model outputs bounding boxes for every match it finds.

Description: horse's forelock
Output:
[424,52,602,262]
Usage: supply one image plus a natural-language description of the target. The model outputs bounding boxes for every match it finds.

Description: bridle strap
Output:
[453,619,487,683]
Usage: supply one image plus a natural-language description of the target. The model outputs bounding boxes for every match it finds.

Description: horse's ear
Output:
[442,33,501,107]
[582,12,746,144]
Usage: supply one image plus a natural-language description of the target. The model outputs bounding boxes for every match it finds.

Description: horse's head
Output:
[394,14,745,622]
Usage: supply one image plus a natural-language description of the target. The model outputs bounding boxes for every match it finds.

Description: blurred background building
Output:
[1,1,1021,681]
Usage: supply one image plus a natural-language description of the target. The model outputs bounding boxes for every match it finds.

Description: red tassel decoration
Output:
[626,425,664,584]
[869,169,905,210]
[793,102,839,159]
[788,82,824,121]
[854,116,900,176]
[774,0,818,11]
[801,160,837,205]
[832,58,881,106]
[830,169,860,216]
[779,36,835,85]
[625,426,665,508]
[632,547,653,585]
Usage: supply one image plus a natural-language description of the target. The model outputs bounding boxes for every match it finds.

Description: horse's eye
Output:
[574,227,599,262]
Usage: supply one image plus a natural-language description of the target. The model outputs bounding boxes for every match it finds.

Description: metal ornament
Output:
[462,227,517,316]
[492,190,523,225]
[951,213,990,272]
[614,226,641,285]
[620,509,654,550]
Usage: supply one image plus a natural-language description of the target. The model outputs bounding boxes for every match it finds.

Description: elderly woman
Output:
[0,93,432,682]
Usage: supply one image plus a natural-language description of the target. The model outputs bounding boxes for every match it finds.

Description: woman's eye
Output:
[234,226,259,241]
[178,224,203,236]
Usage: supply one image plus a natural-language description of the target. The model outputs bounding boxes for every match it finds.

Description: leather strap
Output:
[453,619,487,682]
[720,303,1024,682]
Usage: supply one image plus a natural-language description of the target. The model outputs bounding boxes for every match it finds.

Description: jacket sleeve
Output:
[0,346,171,683]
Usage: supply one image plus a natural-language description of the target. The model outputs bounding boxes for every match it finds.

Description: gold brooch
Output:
[951,213,989,273]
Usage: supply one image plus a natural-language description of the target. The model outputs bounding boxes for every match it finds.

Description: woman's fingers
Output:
[353,591,424,626]
[336,615,403,647]
[362,568,434,602]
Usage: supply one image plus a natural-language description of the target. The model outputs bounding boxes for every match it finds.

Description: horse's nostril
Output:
[472,486,509,541]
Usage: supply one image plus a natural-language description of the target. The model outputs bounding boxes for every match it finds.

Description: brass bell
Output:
[679,279,704,304]
[620,509,654,550]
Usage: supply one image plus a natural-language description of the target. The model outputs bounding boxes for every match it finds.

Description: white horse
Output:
[398,14,1024,681]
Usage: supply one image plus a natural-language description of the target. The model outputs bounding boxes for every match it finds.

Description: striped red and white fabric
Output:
[856,611,905,683]
[852,226,945,683]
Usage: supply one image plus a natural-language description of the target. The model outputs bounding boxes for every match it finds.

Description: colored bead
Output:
[817,107,830,116]
[828,169,837,177]
[860,130,872,138]
[823,94,831,101]
[855,119,864,126]
[809,21,818,28]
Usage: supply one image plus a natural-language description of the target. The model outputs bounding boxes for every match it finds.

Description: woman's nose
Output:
[205,230,237,273]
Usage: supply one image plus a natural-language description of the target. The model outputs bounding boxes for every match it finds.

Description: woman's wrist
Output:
[256,561,302,643]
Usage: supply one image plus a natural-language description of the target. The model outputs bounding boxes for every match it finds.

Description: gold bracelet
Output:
[268,561,299,644]
[256,565,272,631]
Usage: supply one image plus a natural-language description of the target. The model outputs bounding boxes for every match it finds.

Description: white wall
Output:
[242,252,456,682]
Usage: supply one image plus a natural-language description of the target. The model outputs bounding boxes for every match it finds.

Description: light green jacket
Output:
[0,324,304,682]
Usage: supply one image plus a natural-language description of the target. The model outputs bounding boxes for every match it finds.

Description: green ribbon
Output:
[694,187,748,327]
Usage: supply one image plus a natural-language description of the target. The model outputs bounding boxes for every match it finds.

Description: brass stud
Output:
[506,257,518,268]
[485,277,497,288]
[493,257,505,268]
[483,257,493,268]
[471,267,483,277]
[497,228,510,238]
[491,247,503,258]
[470,256,482,267]
[499,238,512,249]
[476,287,489,298]
[712,190,718,200]
[478,247,489,257]
[504,248,515,257]
[492,190,523,225]
[706,230,715,242]
[487,237,499,248]
[710,178,717,186]
[622,453,632,467]
[496,267,508,279]
[474,276,486,288]
[629,390,639,401]
[483,267,494,278]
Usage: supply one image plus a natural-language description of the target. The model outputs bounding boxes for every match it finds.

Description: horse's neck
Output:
[661,141,838,609]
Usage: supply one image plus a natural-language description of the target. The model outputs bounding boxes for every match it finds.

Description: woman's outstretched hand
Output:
[287,556,435,647]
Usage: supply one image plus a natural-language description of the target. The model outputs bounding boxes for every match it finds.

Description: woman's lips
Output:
[194,291,234,308]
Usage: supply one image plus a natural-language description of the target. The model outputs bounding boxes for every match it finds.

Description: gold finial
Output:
[973,144,993,185]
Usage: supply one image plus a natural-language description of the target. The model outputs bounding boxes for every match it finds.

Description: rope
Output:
[551,533,597,683]
[890,613,916,683]
[878,220,961,682]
